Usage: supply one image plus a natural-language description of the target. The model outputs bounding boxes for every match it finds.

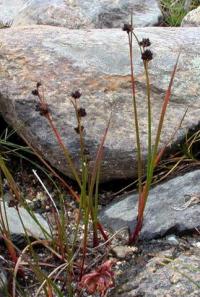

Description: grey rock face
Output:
[114,253,200,297]
[12,0,162,28]
[101,170,200,239]
[0,27,200,181]
[182,6,200,27]
[0,201,51,240]
[13,0,92,29]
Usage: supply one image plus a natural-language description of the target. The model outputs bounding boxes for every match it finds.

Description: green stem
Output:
[128,32,142,195]
[144,62,152,188]
[46,113,81,188]
[79,208,89,281]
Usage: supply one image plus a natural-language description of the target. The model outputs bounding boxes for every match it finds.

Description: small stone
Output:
[166,235,179,246]
[111,245,138,260]
[35,191,47,201]
[192,242,200,248]
[170,272,182,284]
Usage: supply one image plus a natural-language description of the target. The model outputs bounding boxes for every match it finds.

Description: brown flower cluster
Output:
[122,23,153,62]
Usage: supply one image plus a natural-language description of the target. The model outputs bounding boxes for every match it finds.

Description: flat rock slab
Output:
[0,27,200,181]
[101,170,200,240]
[12,0,162,29]
[0,202,51,240]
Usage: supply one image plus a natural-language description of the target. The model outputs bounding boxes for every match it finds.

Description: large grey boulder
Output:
[0,26,200,182]
[12,0,162,28]
[101,170,200,239]
[182,6,200,27]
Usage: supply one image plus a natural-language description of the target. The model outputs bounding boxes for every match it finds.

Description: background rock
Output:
[0,0,25,27]
[13,0,92,29]
[182,5,200,26]
[0,201,51,240]
[0,27,200,181]
[101,170,200,239]
[12,0,162,29]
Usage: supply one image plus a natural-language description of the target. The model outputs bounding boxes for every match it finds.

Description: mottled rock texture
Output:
[12,0,162,29]
[114,252,200,297]
[0,0,25,27]
[0,27,200,181]
[101,170,200,238]
[182,5,200,27]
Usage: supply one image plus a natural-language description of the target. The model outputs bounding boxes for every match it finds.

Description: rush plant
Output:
[30,83,112,295]
[0,116,113,296]
[123,18,186,244]
[0,80,113,296]
[160,0,199,26]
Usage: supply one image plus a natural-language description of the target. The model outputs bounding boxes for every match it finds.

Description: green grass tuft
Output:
[160,0,200,26]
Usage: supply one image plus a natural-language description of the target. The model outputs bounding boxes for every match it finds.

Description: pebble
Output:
[111,245,138,260]
[166,235,179,246]
[192,242,200,248]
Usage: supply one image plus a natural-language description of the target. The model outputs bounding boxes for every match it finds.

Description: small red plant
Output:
[79,260,116,296]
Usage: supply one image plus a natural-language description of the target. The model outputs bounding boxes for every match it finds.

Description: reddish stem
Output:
[128,217,143,244]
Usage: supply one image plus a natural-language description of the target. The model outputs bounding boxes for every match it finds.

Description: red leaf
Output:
[79,260,115,296]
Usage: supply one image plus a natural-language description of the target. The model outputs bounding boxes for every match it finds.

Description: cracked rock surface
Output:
[0,27,200,181]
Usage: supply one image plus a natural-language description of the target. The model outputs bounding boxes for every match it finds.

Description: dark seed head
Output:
[32,89,39,96]
[74,125,84,134]
[141,49,153,62]
[71,90,82,99]
[78,108,87,117]
[122,23,133,34]
[139,38,151,48]
[83,148,90,156]
[37,82,42,88]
